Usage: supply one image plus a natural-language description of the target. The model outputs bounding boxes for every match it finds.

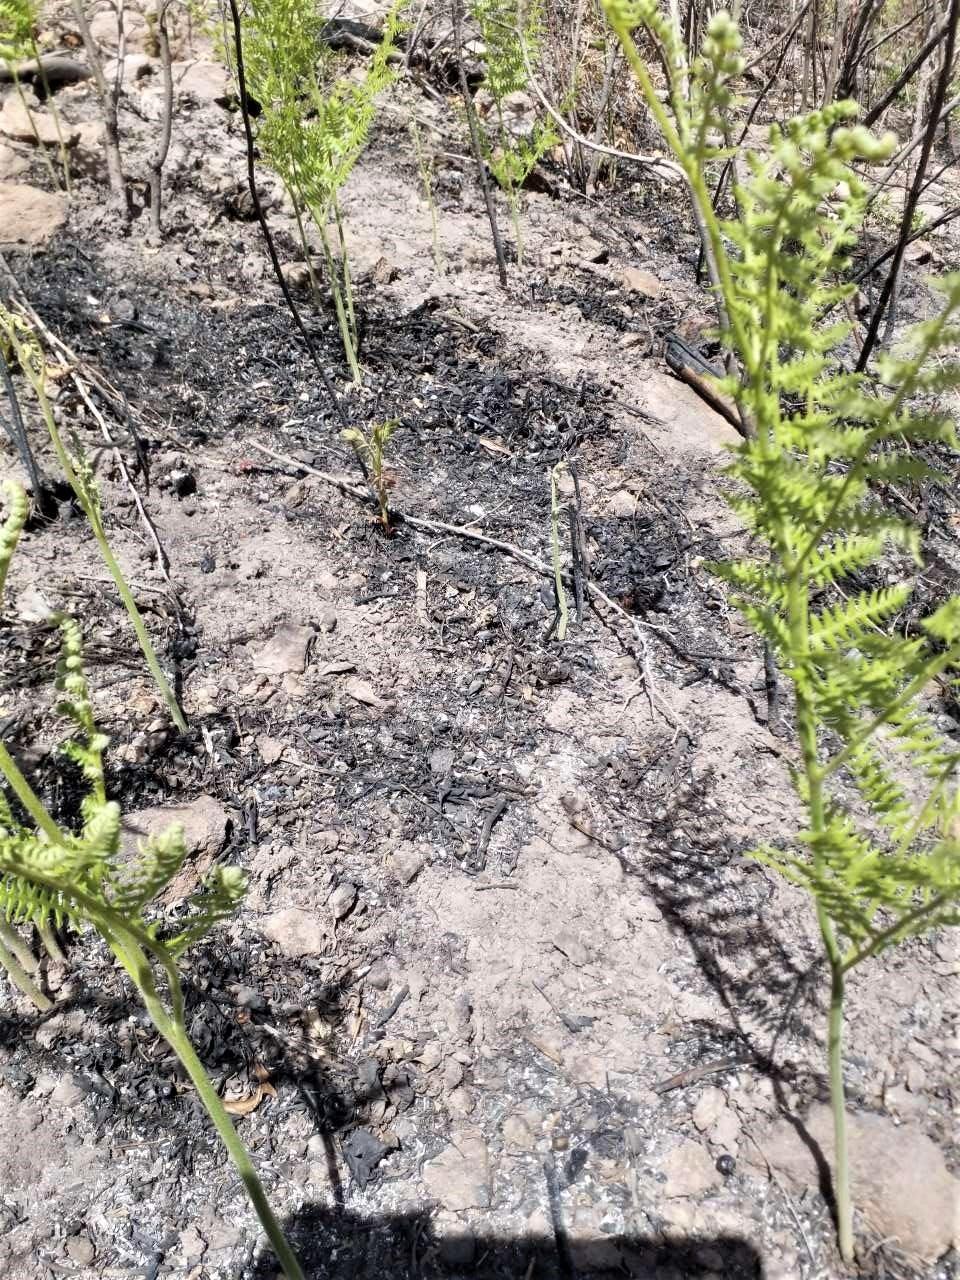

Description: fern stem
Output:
[0,916,40,973]
[825,950,852,1264]
[0,741,62,844]
[40,410,186,731]
[317,220,362,385]
[119,947,304,1280]
[0,925,50,1010]
[332,200,358,351]
[37,919,66,964]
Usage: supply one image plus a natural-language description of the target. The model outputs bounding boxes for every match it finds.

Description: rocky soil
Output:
[0,4,959,1280]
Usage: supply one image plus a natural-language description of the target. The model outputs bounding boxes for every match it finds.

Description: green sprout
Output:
[341,419,399,531]
[0,308,187,732]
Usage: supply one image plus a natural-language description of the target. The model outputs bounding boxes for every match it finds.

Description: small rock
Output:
[0,142,27,178]
[123,795,229,857]
[442,1059,465,1091]
[329,881,357,920]
[366,961,390,990]
[343,676,388,709]
[251,622,314,675]
[206,1220,241,1251]
[103,53,155,84]
[430,746,454,775]
[256,735,285,765]
[760,1102,959,1264]
[261,908,329,958]
[389,846,424,885]
[709,1108,741,1151]
[416,1040,444,1071]
[319,609,338,633]
[662,1138,722,1198]
[621,266,662,298]
[446,1085,476,1115]
[0,97,79,146]
[693,1088,727,1133]
[65,1235,95,1266]
[50,1074,87,1108]
[608,488,638,517]
[502,1114,536,1149]
[178,1225,206,1261]
[552,929,590,967]
[0,183,67,247]
[173,60,230,103]
[422,1132,491,1210]
[905,1062,927,1094]
[884,1082,926,1121]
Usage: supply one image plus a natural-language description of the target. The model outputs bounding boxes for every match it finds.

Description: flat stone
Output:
[261,907,329,958]
[621,266,662,298]
[389,845,425,885]
[251,622,314,675]
[502,1114,536,1150]
[693,1087,726,1132]
[0,97,78,146]
[65,1235,95,1266]
[662,1138,722,1198]
[123,795,229,859]
[422,1132,491,1210]
[552,928,590,967]
[173,60,230,103]
[0,183,67,246]
[0,142,27,178]
[256,734,284,765]
[760,1103,960,1263]
[50,1075,87,1108]
[329,881,357,920]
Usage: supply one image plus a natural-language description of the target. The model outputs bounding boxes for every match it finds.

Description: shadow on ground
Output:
[248,1203,765,1279]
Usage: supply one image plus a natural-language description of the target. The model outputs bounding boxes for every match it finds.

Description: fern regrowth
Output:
[605,3,960,1265]
[0,615,304,1279]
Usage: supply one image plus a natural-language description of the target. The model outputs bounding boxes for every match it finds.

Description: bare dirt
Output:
[1,6,959,1280]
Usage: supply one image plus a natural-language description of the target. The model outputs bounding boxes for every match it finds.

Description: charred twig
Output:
[69,0,128,212]
[148,0,175,235]
[374,984,409,1028]
[0,344,44,496]
[473,794,507,873]
[857,0,960,369]
[453,0,508,288]
[665,335,748,436]
[532,980,596,1034]
[653,1051,757,1094]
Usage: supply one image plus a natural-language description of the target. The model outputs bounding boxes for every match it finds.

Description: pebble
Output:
[422,1132,491,1210]
[692,1086,726,1132]
[551,928,591,967]
[261,908,329,958]
[329,882,357,920]
[65,1235,95,1265]
[662,1138,722,1198]
[366,961,390,990]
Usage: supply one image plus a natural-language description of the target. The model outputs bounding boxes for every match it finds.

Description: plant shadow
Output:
[247,1202,765,1279]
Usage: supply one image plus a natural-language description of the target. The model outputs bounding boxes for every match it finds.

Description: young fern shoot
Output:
[242,0,405,384]
[342,419,398,531]
[604,2,960,1265]
[0,308,187,731]
[470,0,557,266]
[0,616,305,1280]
